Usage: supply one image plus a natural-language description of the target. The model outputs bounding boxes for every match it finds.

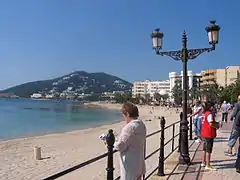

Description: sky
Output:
[0,0,239,90]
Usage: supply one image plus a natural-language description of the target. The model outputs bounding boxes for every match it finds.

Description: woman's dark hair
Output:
[203,101,214,112]
[121,102,139,119]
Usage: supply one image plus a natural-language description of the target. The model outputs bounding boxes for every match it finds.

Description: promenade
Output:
[152,120,240,180]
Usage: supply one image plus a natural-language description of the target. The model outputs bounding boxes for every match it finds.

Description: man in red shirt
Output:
[201,101,218,171]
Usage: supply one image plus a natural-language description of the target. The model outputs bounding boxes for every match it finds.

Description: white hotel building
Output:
[169,71,201,91]
[132,80,170,98]
[169,70,201,101]
[132,70,201,102]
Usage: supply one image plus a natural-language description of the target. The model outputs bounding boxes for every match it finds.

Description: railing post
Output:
[178,112,183,152]
[143,141,146,180]
[106,129,115,180]
[172,124,175,152]
[158,116,165,176]
[189,116,193,140]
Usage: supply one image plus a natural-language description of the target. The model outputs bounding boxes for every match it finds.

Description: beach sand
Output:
[0,103,181,180]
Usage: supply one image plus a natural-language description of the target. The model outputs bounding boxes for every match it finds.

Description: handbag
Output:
[211,121,220,129]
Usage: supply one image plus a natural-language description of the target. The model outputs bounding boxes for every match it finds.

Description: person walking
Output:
[201,101,218,170]
[113,102,146,180]
[221,101,230,122]
[225,95,240,156]
[190,100,203,143]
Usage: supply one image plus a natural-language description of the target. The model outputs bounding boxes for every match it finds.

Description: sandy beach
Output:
[0,103,181,180]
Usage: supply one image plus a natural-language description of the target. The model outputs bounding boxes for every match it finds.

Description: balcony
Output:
[200,81,216,86]
[200,74,216,81]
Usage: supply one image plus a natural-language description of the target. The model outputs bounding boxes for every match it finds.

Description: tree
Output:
[233,80,240,100]
[114,92,132,103]
[162,93,169,101]
[153,92,169,103]
[154,92,162,102]
[189,87,201,102]
[200,84,221,103]
[131,94,143,104]
[83,94,101,101]
[218,79,240,103]
[143,93,151,104]
[172,84,182,105]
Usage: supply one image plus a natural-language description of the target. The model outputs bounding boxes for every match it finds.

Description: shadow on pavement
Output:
[214,139,229,142]
[212,159,235,163]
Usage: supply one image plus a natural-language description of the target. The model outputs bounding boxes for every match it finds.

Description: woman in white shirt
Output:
[114,103,146,180]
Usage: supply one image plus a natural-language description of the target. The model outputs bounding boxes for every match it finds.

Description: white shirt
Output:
[221,103,229,113]
[114,119,146,180]
[193,104,203,119]
[207,114,213,123]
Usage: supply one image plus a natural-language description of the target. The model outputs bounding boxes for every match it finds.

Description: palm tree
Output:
[200,84,221,103]
[172,84,182,105]
[189,87,201,102]
[162,93,169,101]
[154,92,162,102]
[218,79,240,103]
[144,93,151,104]
[134,93,141,104]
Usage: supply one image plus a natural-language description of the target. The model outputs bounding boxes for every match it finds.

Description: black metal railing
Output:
[43,114,193,180]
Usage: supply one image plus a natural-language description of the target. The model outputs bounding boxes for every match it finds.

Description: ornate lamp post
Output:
[151,20,220,164]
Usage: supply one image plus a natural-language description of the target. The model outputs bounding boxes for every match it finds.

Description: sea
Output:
[0,99,122,140]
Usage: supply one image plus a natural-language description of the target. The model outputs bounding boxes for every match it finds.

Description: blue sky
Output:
[0,0,239,90]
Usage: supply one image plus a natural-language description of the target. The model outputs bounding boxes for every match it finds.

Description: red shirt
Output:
[201,111,217,138]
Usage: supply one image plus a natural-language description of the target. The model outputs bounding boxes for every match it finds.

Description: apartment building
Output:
[200,66,240,87]
[226,66,240,86]
[200,69,226,87]
[132,80,170,98]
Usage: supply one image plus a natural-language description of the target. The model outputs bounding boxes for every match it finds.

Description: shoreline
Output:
[0,118,123,143]
[0,101,122,143]
[0,121,121,142]
[0,102,123,142]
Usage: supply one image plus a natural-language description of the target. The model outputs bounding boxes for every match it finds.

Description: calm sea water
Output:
[0,99,122,140]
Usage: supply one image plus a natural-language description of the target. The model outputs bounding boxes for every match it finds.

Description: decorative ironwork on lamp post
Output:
[151,20,220,164]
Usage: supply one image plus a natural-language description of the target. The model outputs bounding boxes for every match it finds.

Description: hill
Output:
[1,71,132,98]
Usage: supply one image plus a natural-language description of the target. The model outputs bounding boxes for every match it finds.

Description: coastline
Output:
[0,102,122,142]
[0,102,123,142]
[0,103,180,180]
[0,116,123,143]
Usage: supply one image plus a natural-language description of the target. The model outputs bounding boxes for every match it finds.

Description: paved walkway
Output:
[198,122,240,180]
[151,121,240,180]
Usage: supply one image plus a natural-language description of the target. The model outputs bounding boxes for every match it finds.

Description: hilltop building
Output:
[30,93,43,99]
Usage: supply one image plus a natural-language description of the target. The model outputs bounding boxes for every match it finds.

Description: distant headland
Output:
[0,71,132,100]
